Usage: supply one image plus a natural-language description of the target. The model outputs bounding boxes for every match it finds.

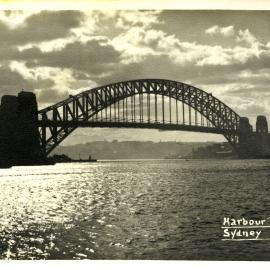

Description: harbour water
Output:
[0,159,270,260]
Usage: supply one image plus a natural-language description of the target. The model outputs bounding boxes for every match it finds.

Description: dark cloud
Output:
[0,10,83,46]
[89,55,240,87]
[0,46,44,63]
[0,45,19,62]
[90,55,191,86]
[0,65,55,97]
[0,66,33,96]
[24,39,121,74]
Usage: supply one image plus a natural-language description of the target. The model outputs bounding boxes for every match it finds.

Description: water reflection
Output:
[0,160,270,259]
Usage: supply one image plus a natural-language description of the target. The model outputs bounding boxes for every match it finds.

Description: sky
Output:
[0,9,270,144]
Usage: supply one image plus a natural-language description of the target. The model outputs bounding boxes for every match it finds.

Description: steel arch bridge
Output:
[38,79,241,155]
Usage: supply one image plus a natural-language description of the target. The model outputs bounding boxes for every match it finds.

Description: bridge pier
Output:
[238,116,270,158]
[0,91,48,167]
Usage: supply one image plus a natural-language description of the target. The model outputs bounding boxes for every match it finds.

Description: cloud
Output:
[90,10,161,32]
[205,25,235,37]
[35,88,69,104]
[237,69,270,84]
[235,101,268,117]
[0,64,54,97]
[237,29,257,45]
[110,27,162,63]
[236,29,263,59]
[22,38,122,76]
[0,10,39,29]
[199,81,270,120]
[109,24,268,68]
[114,10,162,30]
[0,65,33,95]
[0,10,84,46]
[8,60,100,105]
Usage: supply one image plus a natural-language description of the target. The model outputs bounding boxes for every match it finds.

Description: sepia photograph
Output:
[0,0,270,264]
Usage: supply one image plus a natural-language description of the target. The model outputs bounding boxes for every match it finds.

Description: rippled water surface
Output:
[1,159,270,260]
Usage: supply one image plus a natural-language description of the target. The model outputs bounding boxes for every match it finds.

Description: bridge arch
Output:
[38,79,241,155]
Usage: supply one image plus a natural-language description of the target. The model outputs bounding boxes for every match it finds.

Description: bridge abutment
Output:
[0,91,47,167]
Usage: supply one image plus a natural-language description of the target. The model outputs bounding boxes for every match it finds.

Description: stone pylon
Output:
[0,91,48,167]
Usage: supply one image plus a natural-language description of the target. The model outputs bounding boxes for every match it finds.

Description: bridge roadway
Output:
[37,120,239,135]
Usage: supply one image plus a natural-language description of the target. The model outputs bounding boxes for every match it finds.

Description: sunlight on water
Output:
[0,160,270,259]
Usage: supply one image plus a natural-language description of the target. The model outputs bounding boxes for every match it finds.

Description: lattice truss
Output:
[38,79,241,155]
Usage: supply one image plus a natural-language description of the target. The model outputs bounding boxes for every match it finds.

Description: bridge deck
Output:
[38,120,238,135]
